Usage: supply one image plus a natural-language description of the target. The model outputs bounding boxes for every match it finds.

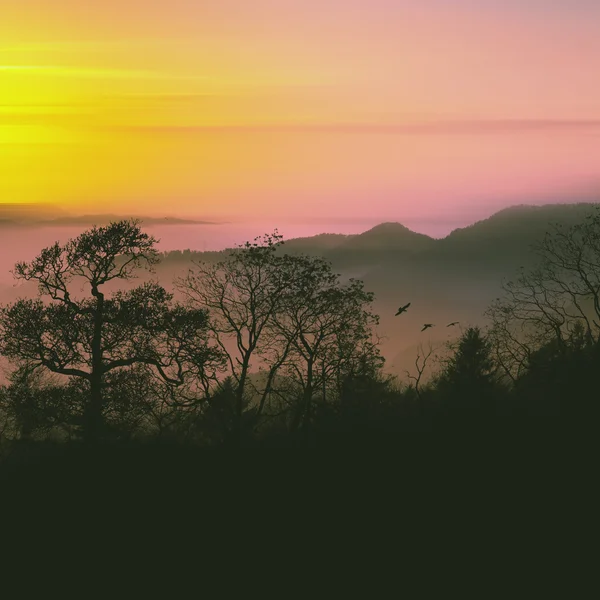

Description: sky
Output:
[1,0,600,226]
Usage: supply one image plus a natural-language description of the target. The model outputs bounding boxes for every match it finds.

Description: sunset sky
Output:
[2,0,600,225]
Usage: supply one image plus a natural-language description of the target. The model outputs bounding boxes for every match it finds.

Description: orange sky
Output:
[1,0,600,221]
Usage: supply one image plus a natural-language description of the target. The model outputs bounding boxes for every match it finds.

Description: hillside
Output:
[326,222,435,266]
[430,203,599,272]
[276,203,600,274]
[2,202,598,379]
[341,222,433,250]
[279,233,351,255]
[151,202,600,377]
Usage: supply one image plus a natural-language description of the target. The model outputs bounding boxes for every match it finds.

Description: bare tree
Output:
[176,232,297,439]
[404,342,436,400]
[487,208,600,380]
[177,240,382,438]
[270,258,381,431]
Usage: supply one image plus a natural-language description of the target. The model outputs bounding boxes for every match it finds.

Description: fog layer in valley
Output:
[2,202,597,380]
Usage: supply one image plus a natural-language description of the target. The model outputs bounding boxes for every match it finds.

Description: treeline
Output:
[1,210,600,455]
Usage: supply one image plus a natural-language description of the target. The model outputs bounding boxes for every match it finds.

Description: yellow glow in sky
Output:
[1,1,600,221]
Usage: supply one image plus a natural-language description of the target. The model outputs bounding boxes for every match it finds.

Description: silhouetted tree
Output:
[1,363,48,441]
[0,220,217,443]
[337,354,394,429]
[435,327,502,417]
[177,232,300,442]
[513,321,600,419]
[404,342,437,402]
[0,363,83,441]
[488,207,600,381]
[270,260,381,432]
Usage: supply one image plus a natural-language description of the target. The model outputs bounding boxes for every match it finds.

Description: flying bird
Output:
[446,322,459,327]
[421,323,434,332]
[395,303,411,316]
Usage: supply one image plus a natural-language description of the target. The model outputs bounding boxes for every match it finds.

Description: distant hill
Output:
[341,222,433,250]
[441,202,597,248]
[153,202,600,377]
[0,219,19,227]
[280,204,598,272]
[2,201,598,379]
[43,215,216,226]
[0,202,68,222]
[0,213,217,227]
[156,202,599,275]
[279,233,351,255]
[324,222,435,267]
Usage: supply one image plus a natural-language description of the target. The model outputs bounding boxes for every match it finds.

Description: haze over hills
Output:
[1,202,598,379]
[152,202,599,288]
[157,202,600,377]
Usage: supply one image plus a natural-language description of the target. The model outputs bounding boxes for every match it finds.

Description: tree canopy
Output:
[0,220,219,442]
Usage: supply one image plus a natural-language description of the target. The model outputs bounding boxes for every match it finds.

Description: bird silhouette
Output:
[421,323,434,332]
[446,321,459,327]
[395,302,411,316]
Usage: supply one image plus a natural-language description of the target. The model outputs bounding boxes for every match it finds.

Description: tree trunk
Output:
[85,286,105,444]
[84,374,104,444]
[19,415,33,442]
[301,358,314,432]
[233,356,250,446]
[19,389,35,442]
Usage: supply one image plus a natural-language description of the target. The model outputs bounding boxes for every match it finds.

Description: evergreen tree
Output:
[436,327,501,416]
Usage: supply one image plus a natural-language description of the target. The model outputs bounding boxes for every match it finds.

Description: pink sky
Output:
[1,0,600,223]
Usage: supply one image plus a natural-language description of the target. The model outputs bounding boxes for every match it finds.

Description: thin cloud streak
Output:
[0,65,162,79]
[105,120,600,135]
